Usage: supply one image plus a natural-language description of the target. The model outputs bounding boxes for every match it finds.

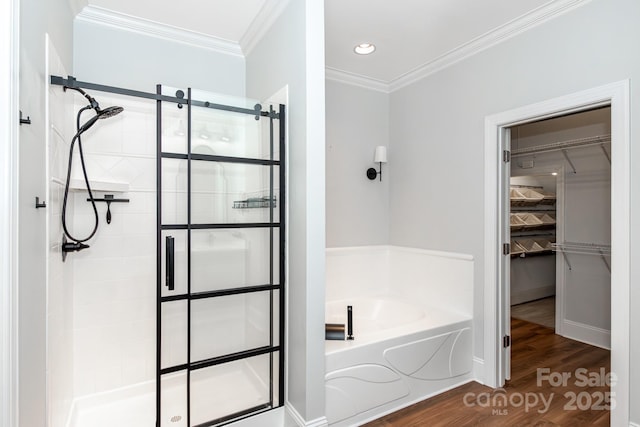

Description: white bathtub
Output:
[325,246,474,426]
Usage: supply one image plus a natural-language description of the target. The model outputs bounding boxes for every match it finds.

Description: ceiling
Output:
[325,0,553,83]
[83,0,560,84]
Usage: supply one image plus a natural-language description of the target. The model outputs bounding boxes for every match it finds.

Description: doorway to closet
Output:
[484,81,630,425]
[507,107,611,349]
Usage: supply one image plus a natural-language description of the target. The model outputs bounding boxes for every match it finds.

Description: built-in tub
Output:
[325,246,474,426]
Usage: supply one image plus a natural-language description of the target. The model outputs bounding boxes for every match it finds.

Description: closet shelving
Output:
[510,185,556,258]
[511,134,611,173]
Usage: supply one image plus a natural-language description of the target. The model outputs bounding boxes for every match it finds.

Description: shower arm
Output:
[63,85,99,110]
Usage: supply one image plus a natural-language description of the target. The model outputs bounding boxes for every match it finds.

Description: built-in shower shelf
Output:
[52,177,129,193]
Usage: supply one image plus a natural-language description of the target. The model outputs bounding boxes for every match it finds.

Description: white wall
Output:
[246,0,327,423]
[19,0,75,425]
[387,0,640,422]
[325,80,389,247]
[74,19,245,96]
[0,0,19,426]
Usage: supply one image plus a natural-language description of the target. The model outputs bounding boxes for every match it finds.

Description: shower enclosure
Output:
[156,86,285,427]
[50,76,285,427]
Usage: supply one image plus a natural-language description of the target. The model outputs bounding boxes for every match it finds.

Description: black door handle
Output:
[166,236,174,290]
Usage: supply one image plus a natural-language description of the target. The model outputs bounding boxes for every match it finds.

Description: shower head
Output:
[77,105,123,134]
[97,105,124,119]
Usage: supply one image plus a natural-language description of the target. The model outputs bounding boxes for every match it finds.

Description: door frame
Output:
[1,0,20,425]
[483,80,630,426]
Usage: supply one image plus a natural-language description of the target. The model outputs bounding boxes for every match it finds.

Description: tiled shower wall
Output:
[70,94,157,396]
[66,90,277,398]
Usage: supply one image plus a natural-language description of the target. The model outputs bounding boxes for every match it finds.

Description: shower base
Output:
[70,364,269,427]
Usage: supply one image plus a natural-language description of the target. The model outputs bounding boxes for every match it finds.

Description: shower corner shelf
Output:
[67,178,129,193]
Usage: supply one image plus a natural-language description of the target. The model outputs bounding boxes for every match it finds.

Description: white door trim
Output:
[483,80,630,426]
[0,0,20,425]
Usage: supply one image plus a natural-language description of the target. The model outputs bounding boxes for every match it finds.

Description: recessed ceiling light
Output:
[354,43,376,55]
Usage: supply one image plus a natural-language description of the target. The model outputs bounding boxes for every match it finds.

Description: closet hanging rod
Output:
[511,134,611,157]
[552,242,610,254]
[552,242,611,273]
[510,184,544,189]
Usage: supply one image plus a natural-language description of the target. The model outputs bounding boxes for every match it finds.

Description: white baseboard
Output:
[473,357,485,385]
[285,403,328,427]
[561,319,610,350]
[511,285,555,305]
[629,422,640,427]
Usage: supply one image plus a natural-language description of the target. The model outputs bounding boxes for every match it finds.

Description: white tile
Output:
[81,114,124,155]
[121,213,155,236]
[74,257,128,284]
[122,112,155,156]
[93,360,123,393]
[125,192,155,214]
[121,353,148,385]
[73,279,114,306]
[73,340,97,397]
[119,319,154,343]
[120,234,155,258]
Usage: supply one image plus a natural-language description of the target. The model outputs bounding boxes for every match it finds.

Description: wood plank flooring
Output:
[364,319,611,426]
[511,297,556,329]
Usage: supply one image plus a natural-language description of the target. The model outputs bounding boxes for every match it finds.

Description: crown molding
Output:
[76,5,244,57]
[325,67,390,93]
[240,0,291,57]
[389,0,591,92]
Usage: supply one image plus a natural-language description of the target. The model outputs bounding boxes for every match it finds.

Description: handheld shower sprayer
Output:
[61,86,123,260]
[64,86,124,131]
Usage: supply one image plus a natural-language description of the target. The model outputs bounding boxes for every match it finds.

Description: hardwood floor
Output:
[364,319,611,426]
[511,297,556,329]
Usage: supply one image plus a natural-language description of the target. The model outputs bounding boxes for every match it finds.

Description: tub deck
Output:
[325,295,471,355]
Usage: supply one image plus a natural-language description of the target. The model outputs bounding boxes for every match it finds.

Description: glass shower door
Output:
[156,86,284,427]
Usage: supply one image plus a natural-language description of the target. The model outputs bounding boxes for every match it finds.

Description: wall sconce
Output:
[366,146,387,181]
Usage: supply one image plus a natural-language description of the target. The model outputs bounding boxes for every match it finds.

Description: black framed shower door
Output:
[156,86,285,427]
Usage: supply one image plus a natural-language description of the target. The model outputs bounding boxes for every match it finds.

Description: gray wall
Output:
[246,0,327,422]
[388,0,639,422]
[325,80,389,247]
[74,19,246,95]
[19,0,75,425]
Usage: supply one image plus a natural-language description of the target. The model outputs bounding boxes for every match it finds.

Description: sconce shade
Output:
[374,146,387,163]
